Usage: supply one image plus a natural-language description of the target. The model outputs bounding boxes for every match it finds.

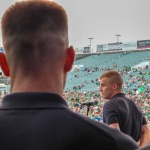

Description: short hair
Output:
[2,0,68,42]
[100,70,123,89]
[1,0,68,70]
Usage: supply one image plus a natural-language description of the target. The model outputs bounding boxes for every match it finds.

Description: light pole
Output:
[88,38,93,53]
[115,34,121,50]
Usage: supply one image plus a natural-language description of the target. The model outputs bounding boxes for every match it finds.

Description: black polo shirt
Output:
[103,93,147,141]
[0,92,138,150]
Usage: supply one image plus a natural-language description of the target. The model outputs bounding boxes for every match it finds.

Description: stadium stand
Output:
[65,50,150,92]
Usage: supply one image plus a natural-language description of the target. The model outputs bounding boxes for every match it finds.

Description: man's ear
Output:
[113,83,118,90]
[0,52,10,77]
[64,46,75,72]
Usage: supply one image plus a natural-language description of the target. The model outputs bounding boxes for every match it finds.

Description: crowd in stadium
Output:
[0,57,149,123]
[0,53,149,124]
[0,0,150,149]
[63,63,150,124]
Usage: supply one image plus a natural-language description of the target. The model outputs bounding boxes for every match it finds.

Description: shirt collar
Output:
[0,92,68,109]
[111,93,125,99]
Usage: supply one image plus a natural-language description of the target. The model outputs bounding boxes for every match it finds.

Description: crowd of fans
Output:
[64,63,150,124]
[0,59,149,124]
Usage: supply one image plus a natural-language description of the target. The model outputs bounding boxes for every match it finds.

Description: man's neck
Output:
[10,76,64,97]
[110,90,122,99]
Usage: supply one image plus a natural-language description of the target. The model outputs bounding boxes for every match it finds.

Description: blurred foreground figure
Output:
[137,144,150,150]
[100,70,150,147]
[0,0,139,150]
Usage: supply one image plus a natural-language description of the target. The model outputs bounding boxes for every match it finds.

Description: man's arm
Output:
[137,144,150,150]
[139,124,150,147]
[109,123,120,130]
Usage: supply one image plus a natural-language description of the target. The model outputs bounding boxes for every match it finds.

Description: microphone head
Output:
[81,100,98,107]
[93,100,98,105]
[88,100,98,106]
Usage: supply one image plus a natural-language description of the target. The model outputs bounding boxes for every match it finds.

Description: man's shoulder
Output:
[69,112,138,149]
[103,99,114,108]
[111,93,125,100]
[110,93,129,104]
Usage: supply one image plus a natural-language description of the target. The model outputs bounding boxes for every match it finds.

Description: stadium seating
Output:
[65,50,150,92]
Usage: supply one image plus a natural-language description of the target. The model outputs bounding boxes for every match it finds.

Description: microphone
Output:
[81,100,98,106]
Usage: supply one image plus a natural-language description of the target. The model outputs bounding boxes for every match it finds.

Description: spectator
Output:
[99,70,150,147]
[0,0,138,150]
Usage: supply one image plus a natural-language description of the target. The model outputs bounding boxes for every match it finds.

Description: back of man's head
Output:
[1,0,68,72]
[0,0,75,94]
[2,0,68,43]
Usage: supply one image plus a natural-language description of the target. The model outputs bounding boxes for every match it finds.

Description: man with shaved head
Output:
[0,0,139,150]
[100,70,150,147]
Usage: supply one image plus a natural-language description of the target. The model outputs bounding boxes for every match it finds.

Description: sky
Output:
[0,0,150,51]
